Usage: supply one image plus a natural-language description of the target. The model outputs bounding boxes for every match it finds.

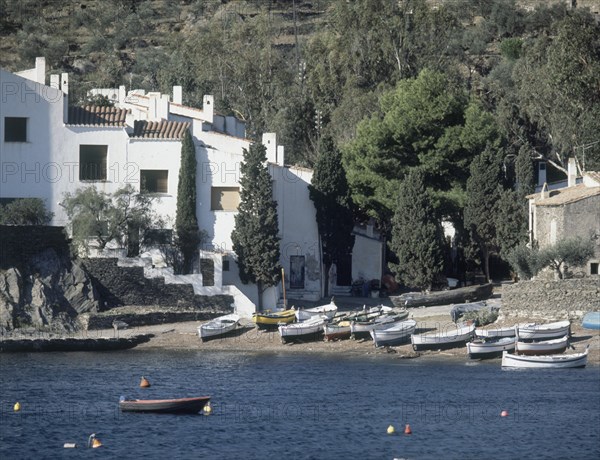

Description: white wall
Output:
[352,234,383,283]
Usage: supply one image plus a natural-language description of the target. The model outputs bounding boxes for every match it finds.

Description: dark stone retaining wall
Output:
[0,225,70,270]
[83,311,226,330]
[82,258,233,311]
[501,279,600,321]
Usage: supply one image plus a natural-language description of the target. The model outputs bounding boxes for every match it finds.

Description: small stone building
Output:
[528,158,600,276]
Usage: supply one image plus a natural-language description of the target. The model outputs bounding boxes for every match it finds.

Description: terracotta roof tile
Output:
[68,105,128,126]
[131,120,190,139]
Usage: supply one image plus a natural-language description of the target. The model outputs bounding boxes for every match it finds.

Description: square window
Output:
[591,262,599,276]
[211,187,240,211]
[4,117,27,142]
[141,170,168,194]
[79,145,107,181]
[222,256,230,272]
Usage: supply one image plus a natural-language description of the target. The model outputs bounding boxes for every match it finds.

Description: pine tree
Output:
[464,146,503,282]
[389,169,445,291]
[175,130,201,274]
[231,142,281,310]
[309,135,355,296]
[515,144,535,199]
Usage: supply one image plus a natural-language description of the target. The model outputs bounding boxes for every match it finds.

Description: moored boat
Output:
[475,326,516,338]
[515,335,569,356]
[253,309,296,330]
[370,319,417,347]
[411,323,475,351]
[295,301,338,322]
[197,314,240,341]
[517,320,570,340]
[119,396,211,414]
[278,316,326,343]
[350,311,408,339]
[467,337,516,359]
[582,312,600,330]
[501,346,589,369]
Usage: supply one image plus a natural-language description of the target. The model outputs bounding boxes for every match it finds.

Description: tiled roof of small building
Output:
[531,183,600,206]
[68,106,128,126]
[131,120,189,139]
[585,171,600,185]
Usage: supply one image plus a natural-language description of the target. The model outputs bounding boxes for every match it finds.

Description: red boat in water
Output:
[119,396,210,414]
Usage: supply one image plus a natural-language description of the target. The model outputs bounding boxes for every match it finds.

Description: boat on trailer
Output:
[516,320,570,340]
[467,337,516,359]
[370,319,417,347]
[197,314,240,341]
[411,323,475,351]
[501,346,589,369]
[119,396,211,414]
[515,335,569,356]
[278,316,326,343]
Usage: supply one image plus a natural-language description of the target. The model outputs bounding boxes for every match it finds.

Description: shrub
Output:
[0,198,53,225]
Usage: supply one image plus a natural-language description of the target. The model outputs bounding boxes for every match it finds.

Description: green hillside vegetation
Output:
[2,0,598,286]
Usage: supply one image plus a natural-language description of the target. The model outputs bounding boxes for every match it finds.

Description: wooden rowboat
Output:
[119,396,211,414]
[475,326,516,338]
[350,311,408,339]
[324,321,352,341]
[411,323,475,351]
[295,301,338,322]
[517,320,570,340]
[197,314,240,341]
[467,337,516,359]
[515,335,569,356]
[370,319,417,347]
[390,283,494,308]
[501,346,589,369]
[253,309,296,330]
[278,316,326,343]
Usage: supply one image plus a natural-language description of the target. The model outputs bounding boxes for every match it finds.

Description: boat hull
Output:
[475,327,516,338]
[295,302,338,322]
[467,337,516,359]
[324,323,351,341]
[253,310,296,330]
[278,318,325,343]
[370,320,417,347]
[198,314,240,341]
[350,314,405,339]
[119,396,211,414]
[390,283,494,308]
[515,336,568,356]
[411,324,475,351]
[582,312,600,330]
[517,321,570,340]
[501,350,588,369]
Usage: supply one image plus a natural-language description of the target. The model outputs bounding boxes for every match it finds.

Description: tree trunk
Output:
[323,262,331,298]
[257,280,263,311]
[482,246,490,283]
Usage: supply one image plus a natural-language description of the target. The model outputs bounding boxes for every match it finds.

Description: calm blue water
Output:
[0,350,599,460]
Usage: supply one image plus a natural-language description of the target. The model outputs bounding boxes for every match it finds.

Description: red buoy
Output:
[140,376,151,388]
[500,410,509,417]
[404,423,412,435]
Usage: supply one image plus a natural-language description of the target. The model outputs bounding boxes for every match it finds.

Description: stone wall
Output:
[501,279,600,321]
[0,226,70,270]
[82,258,233,311]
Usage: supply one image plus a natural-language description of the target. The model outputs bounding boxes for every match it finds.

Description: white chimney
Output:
[173,86,182,105]
[203,95,214,123]
[118,85,126,104]
[276,145,285,166]
[61,73,69,124]
[35,57,46,84]
[262,133,277,164]
[538,161,547,187]
[50,74,59,89]
[567,157,577,187]
[60,73,69,94]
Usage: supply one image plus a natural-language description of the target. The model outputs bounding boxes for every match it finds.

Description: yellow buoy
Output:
[203,401,212,416]
[13,402,21,412]
[140,376,151,388]
[387,425,395,434]
[92,438,102,448]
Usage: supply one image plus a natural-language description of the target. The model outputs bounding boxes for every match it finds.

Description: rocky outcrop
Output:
[0,248,100,332]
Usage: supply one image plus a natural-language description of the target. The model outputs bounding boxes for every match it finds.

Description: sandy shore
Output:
[118,306,600,365]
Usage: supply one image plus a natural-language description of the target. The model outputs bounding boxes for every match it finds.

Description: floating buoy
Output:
[387,425,395,434]
[203,401,212,416]
[63,443,77,449]
[404,424,412,435]
[501,410,509,417]
[13,402,21,412]
[92,438,102,448]
[140,376,151,388]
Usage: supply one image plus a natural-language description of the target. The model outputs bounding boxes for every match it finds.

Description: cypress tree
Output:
[389,169,445,291]
[464,146,503,282]
[515,144,535,199]
[231,142,281,310]
[309,135,355,296]
[175,130,201,274]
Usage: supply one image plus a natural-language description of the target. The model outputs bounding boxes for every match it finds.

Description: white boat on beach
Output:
[350,310,408,339]
[295,301,338,322]
[517,320,570,340]
[370,319,417,347]
[501,346,589,369]
[467,337,516,359]
[475,326,516,338]
[515,335,569,356]
[278,316,326,343]
[197,314,240,341]
[411,323,475,351]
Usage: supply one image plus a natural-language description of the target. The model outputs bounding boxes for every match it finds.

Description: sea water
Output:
[0,350,599,460]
